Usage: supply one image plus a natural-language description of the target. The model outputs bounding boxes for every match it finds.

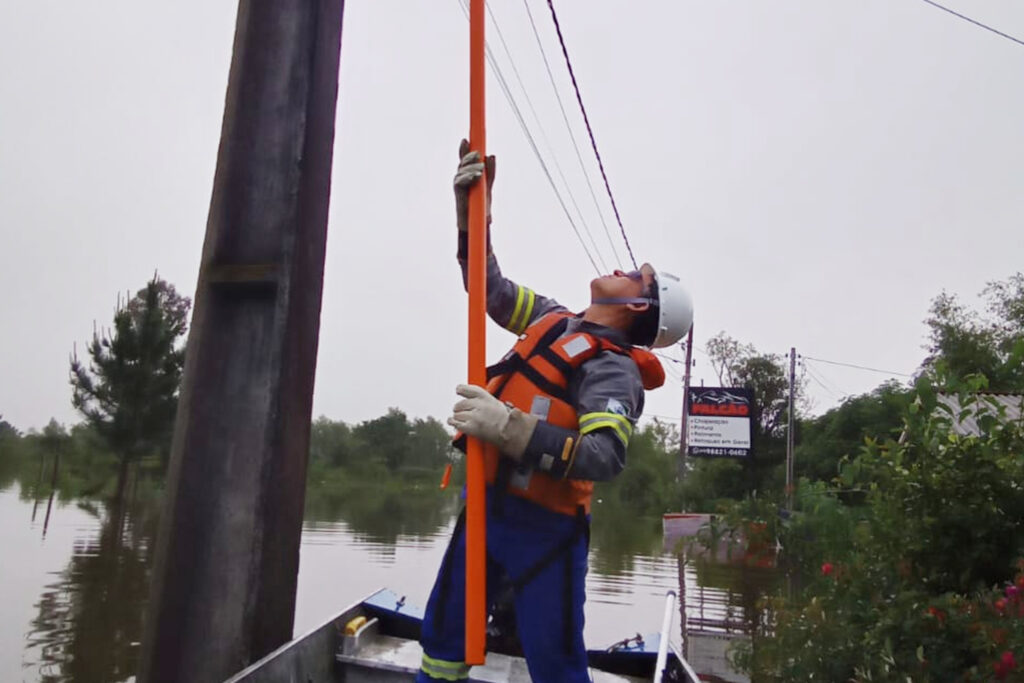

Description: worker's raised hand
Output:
[454,139,495,232]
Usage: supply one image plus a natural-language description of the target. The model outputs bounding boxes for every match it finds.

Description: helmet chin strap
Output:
[592,297,658,306]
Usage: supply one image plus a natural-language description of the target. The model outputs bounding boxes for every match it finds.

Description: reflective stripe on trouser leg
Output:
[418,653,470,681]
[418,511,480,683]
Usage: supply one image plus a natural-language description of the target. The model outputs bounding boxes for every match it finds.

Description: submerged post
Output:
[138,3,345,682]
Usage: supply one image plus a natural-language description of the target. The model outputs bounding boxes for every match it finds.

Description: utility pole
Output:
[786,347,796,510]
[678,326,694,479]
[138,3,345,682]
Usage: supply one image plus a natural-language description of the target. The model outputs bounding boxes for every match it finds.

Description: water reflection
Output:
[24,499,157,683]
[304,481,461,543]
[5,468,762,683]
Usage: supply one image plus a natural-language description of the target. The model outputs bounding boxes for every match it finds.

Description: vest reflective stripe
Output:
[420,653,470,681]
[507,285,536,334]
[579,411,634,447]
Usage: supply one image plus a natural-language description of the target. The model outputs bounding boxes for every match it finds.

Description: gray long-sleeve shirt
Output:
[458,238,645,481]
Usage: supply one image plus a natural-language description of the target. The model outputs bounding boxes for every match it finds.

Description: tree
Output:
[601,419,680,515]
[70,276,190,502]
[408,417,455,470]
[309,416,357,468]
[701,332,801,497]
[353,408,413,472]
[0,414,19,442]
[796,380,911,484]
[921,272,1024,391]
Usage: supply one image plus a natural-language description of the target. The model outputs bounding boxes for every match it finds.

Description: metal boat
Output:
[226,588,700,682]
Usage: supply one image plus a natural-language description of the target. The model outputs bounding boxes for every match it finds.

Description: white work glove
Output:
[448,384,536,460]
[454,139,495,233]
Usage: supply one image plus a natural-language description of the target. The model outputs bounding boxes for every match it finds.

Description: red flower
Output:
[994,651,1017,680]
[821,562,834,577]
[1016,574,1024,590]
[926,606,946,624]
[996,598,1008,613]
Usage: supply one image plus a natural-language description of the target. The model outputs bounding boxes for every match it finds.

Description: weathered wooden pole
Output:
[138,3,345,682]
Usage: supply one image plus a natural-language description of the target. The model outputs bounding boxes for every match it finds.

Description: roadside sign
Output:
[686,387,753,458]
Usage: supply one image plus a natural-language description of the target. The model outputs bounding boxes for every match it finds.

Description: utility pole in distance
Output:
[138,3,346,682]
[678,326,694,479]
[785,347,796,510]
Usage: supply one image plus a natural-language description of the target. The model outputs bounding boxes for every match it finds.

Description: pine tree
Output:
[70,276,190,502]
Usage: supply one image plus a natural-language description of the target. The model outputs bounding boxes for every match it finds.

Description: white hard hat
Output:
[649,269,693,348]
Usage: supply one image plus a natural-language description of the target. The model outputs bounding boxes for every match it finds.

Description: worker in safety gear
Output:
[416,141,694,683]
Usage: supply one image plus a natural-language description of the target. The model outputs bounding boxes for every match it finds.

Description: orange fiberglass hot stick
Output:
[464,0,488,666]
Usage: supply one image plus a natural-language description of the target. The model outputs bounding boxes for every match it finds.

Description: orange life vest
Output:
[483,311,665,516]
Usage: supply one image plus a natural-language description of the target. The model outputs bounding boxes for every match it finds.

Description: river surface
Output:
[0,481,759,682]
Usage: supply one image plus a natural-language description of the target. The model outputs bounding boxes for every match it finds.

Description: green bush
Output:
[731,375,1024,681]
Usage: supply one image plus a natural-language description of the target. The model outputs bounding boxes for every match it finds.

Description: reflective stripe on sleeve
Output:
[578,411,634,447]
[507,286,536,335]
[420,653,470,681]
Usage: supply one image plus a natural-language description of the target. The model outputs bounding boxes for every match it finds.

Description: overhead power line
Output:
[456,0,602,273]
[654,351,688,366]
[802,363,843,400]
[545,0,639,269]
[520,0,624,269]
[917,0,1024,47]
[484,2,611,272]
[802,355,913,378]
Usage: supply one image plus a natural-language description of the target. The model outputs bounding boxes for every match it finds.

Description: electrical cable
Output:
[645,414,683,423]
[801,355,913,377]
[917,0,1024,47]
[484,2,611,272]
[653,351,688,366]
[520,0,624,269]
[803,360,845,395]
[802,363,842,401]
[456,0,602,273]
[545,0,639,269]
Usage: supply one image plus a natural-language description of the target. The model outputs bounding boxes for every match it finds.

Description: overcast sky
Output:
[1,1,1022,433]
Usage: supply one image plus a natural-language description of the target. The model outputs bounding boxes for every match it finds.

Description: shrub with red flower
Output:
[728,380,1024,682]
[993,650,1016,680]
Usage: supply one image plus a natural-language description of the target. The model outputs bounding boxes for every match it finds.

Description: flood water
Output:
[1,480,759,682]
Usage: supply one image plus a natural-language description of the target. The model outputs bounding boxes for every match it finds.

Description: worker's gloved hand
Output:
[454,138,495,232]
[448,384,536,460]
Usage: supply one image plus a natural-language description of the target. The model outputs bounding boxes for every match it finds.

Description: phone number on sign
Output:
[689,447,748,457]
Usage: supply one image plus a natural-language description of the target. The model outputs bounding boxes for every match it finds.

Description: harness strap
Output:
[512,362,571,404]
[487,316,572,400]
[500,505,590,655]
[536,346,576,379]
[491,459,514,517]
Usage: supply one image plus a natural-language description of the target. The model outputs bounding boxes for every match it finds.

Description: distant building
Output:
[936,393,1024,436]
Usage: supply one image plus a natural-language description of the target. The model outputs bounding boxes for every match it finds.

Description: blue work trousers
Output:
[416,490,591,683]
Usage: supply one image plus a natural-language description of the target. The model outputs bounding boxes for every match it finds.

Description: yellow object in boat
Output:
[344,616,367,636]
